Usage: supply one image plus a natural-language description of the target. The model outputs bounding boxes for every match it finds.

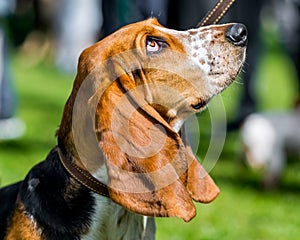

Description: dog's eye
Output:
[146,37,167,54]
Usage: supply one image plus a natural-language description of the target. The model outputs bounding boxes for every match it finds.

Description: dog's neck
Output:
[82,194,155,240]
[55,144,156,239]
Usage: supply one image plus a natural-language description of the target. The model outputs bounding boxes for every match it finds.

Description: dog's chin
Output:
[166,102,209,133]
[208,69,242,99]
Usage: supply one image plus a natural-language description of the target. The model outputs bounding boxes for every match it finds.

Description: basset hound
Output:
[0,18,247,239]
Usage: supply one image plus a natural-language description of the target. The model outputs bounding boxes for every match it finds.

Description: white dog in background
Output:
[240,107,300,188]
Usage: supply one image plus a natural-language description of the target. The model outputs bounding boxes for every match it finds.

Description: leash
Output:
[55,1,236,199]
[57,147,110,198]
[197,0,236,27]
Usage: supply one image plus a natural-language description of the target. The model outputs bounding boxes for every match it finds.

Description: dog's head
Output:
[58,19,247,222]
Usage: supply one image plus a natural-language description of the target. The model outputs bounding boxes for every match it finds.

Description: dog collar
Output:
[56,146,110,198]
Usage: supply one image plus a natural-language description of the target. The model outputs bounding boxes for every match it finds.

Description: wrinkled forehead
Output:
[122,18,187,51]
[124,18,229,56]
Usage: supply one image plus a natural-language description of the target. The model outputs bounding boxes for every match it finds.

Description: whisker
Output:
[233,74,244,85]
[233,80,244,85]
[150,9,154,18]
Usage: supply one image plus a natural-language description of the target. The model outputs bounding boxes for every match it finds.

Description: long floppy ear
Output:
[96,77,196,222]
[95,73,219,222]
[185,144,220,203]
[180,125,220,203]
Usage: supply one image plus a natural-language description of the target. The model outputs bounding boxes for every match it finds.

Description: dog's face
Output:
[59,18,247,222]
[81,19,246,131]
[137,20,246,129]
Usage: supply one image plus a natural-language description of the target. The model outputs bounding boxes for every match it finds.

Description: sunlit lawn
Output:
[0,39,299,239]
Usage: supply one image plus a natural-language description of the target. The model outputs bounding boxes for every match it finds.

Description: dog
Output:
[0,18,247,239]
[241,106,300,189]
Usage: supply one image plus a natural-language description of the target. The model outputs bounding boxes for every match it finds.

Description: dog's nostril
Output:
[225,23,248,47]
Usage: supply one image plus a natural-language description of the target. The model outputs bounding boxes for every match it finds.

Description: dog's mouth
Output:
[191,101,207,110]
[191,98,211,111]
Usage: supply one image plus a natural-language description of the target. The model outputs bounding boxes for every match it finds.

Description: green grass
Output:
[0,44,300,240]
[0,55,73,185]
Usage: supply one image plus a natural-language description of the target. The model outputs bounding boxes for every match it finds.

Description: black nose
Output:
[225,24,247,47]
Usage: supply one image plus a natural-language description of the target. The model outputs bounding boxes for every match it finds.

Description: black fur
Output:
[0,181,21,239]
[0,148,96,240]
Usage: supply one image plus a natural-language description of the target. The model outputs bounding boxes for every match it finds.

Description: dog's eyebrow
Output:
[146,36,168,43]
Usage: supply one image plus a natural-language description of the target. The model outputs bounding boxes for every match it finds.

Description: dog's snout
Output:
[225,24,247,47]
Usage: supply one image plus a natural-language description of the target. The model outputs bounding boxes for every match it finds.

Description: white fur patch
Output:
[188,31,212,74]
[172,119,185,133]
[81,194,152,240]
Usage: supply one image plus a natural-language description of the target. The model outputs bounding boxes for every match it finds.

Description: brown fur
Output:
[5,204,41,240]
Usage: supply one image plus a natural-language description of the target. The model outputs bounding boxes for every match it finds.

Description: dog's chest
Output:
[81,194,155,240]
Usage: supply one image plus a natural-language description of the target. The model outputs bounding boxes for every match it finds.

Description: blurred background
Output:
[0,0,299,239]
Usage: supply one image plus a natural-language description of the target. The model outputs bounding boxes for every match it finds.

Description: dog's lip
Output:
[191,99,209,110]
